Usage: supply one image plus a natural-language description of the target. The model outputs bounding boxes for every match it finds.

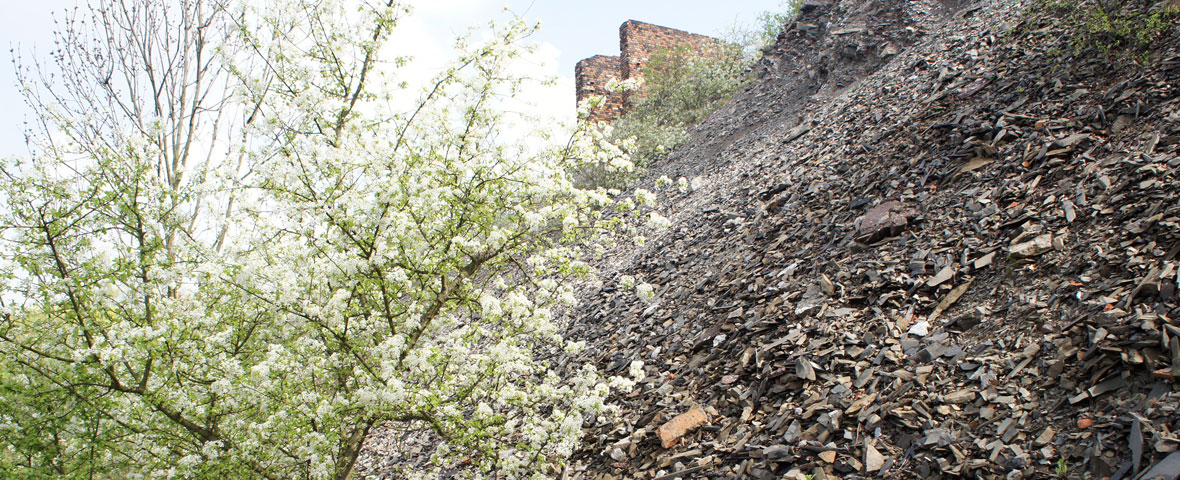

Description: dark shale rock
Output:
[552,0,1180,479]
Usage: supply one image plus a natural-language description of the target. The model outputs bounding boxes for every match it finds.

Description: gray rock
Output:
[1009,234,1053,258]
[1139,451,1180,480]
[864,441,886,472]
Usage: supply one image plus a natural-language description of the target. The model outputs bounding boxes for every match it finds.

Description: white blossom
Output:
[0,2,638,478]
[634,188,656,207]
[647,212,672,230]
[636,282,656,302]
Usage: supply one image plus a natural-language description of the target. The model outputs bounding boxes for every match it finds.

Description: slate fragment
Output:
[1139,451,1180,480]
[855,200,920,242]
[1009,234,1053,258]
[864,441,886,473]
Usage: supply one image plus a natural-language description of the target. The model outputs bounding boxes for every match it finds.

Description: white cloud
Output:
[503,41,576,122]
[383,14,451,84]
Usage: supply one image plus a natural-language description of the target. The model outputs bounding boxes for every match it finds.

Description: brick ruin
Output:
[575,20,720,123]
[574,55,627,123]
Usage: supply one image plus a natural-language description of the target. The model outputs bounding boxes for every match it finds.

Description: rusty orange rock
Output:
[1077,417,1093,429]
[656,405,710,448]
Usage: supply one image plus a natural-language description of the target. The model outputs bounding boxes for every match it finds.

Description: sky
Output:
[0,0,787,158]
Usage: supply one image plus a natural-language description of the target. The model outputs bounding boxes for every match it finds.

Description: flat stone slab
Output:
[856,200,919,242]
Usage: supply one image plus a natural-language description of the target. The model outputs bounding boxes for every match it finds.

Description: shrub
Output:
[1038,0,1176,60]
[567,41,747,189]
[1085,4,1173,56]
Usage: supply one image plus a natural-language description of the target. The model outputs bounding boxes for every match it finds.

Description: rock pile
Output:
[564,0,1180,478]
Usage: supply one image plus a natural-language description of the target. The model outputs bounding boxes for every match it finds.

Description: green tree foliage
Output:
[611,43,747,170]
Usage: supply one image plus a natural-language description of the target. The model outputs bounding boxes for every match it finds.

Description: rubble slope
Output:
[565,0,1180,478]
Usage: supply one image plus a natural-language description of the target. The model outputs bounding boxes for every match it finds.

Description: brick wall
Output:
[575,20,719,123]
[618,21,720,81]
[574,55,626,122]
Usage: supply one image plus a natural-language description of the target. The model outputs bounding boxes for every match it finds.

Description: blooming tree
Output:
[0,1,646,478]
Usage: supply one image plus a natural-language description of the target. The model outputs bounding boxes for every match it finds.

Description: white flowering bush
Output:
[635,282,656,303]
[567,102,642,188]
[604,76,645,94]
[0,1,651,479]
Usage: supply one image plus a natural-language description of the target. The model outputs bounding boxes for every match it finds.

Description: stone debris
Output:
[555,0,1180,478]
[818,450,837,463]
[907,320,930,337]
[1009,233,1053,259]
[855,200,920,243]
[1139,451,1180,480]
[863,441,886,473]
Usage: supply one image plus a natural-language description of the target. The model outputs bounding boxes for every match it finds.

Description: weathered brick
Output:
[655,405,710,448]
[619,20,719,81]
[574,55,625,122]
